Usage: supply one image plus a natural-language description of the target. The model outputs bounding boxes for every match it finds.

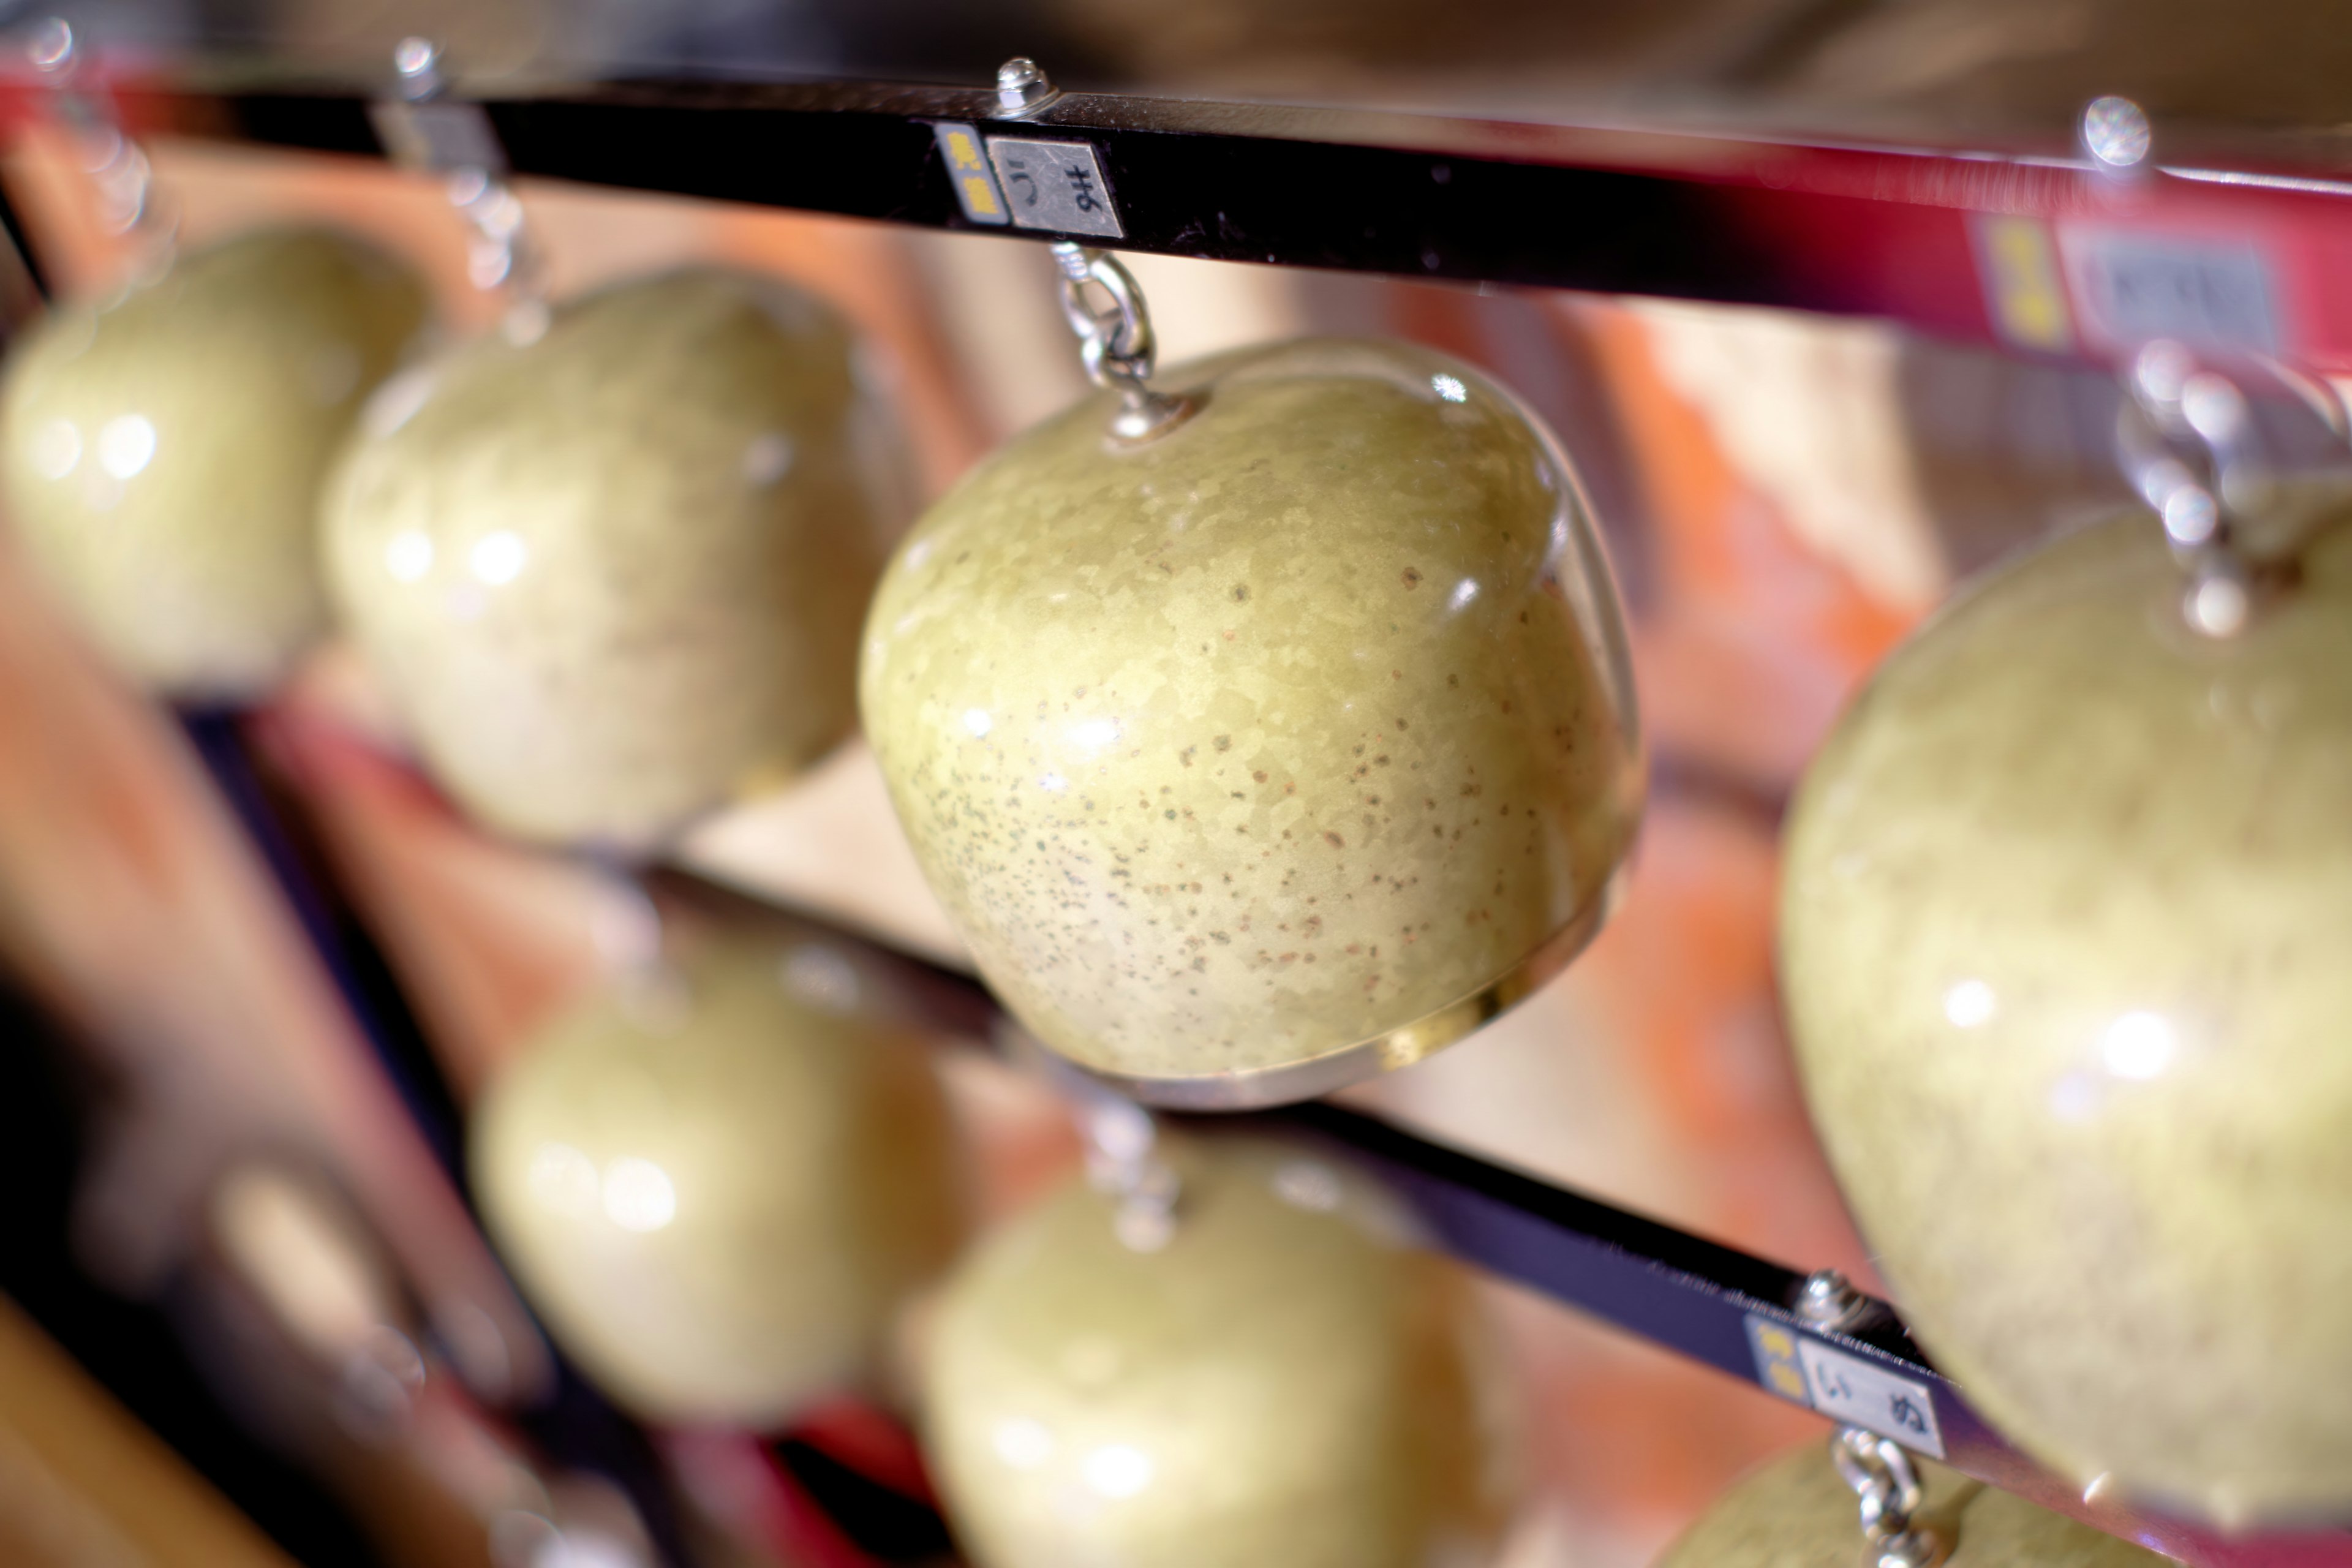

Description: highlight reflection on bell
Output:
[1654,1442,2166,1568]
[922,1137,1512,1568]
[471,937,964,1427]
[1780,511,2352,1522]
[0,228,428,699]
[861,339,1641,1106]
[325,267,905,853]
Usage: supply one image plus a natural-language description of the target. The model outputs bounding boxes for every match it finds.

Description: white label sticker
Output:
[986,137,1125,238]
[2061,228,2281,354]
[1796,1338,1946,1458]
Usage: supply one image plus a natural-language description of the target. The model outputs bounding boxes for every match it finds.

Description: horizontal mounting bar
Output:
[24,67,2352,378]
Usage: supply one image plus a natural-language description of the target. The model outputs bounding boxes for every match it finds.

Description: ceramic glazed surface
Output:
[470,937,963,1427]
[1,228,427,699]
[922,1136,1510,1568]
[1654,1443,2165,1567]
[1781,511,2352,1523]
[325,268,903,852]
[861,339,1639,1100]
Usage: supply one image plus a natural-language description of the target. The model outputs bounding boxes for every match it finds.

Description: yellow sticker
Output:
[1974,216,2073,353]
[932,123,1009,226]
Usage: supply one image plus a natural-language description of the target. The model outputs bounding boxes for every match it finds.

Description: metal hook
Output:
[580,856,692,1030]
[375,37,548,344]
[1080,1094,1182,1253]
[995,1018,1185,1250]
[2116,341,2296,637]
[1049,241,1196,444]
[1831,1428,1948,1568]
[24,15,173,280]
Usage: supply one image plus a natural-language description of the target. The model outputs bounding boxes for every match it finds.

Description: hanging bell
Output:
[323,266,907,853]
[1,228,428,698]
[921,1134,1514,1568]
[1779,503,2352,1522]
[470,935,965,1427]
[861,334,1641,1106]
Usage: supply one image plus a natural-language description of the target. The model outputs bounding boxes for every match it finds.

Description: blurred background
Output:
[0,2,2251,1566]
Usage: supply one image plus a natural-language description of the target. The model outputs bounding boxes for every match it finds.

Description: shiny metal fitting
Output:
[2081,95,2150,171]
[27,16,74,73]
[393,35,441,99]
[996,57,1060,118]
[1796,1267,1869,1332]
[1050,241,1197,445]
[1834,1428,1950,1568]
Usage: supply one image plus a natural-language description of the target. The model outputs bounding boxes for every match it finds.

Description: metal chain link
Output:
[1000,1018,1184,1251]
[28,17,176,283]
[2117,338,2352,638]
[392,37,549,344]
[2119,341,2258,636]
[1049,241,1195,443]
[1080,1094,1182,1254]
[1053,242,1154,385]
[1831,1428,1948,1568]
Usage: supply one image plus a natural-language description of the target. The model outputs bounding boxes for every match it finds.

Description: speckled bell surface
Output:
[470,936,965,1427]
[325,266,905,853]
[0,227,428,699]
[861,338,1640,1106]
[1654,1442,2168,1568]
[922,1136,1513,1568]
[1780,510,2352,1523]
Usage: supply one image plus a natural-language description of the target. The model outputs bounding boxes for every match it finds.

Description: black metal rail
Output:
[94,67,2352,380]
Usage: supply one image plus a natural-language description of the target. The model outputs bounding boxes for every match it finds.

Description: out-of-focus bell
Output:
[922,1134,1514,1568]
[2,228,427,698]
[326,267,905,853]
[472,937,965,1427]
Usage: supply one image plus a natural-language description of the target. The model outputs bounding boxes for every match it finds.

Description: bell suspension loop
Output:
[1049,241,1196,445]
[1000,1016,1184,1250]
[26,15,175,284]
[1831,1427,1949,1568]
[2117,337,2352,638]
[385,37,549,345]
[581,853,693,1026]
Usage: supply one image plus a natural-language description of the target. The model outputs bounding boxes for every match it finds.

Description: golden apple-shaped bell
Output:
[861,339,1640,1106]
[1780,510,2352,1522]
[1655,1441,2167,1567]
[324,267,905,853]
[1,228,428,699]
[922,1136,1512,1568]
[470,937,965,1427]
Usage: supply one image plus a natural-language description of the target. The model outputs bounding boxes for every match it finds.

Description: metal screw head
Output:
[2082,95,2151,170]
[1796,1267,1868,1330]
[394,36,443,100]
[28,17,74,72]
[997,56,1055,115]
[394,36,438,78]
